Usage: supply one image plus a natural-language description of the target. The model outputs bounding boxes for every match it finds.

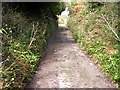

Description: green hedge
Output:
[68,2,120,88]
[1,2,65,89]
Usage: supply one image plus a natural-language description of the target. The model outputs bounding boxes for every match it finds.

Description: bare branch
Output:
[101,14,120,41]
[28,22,39,48]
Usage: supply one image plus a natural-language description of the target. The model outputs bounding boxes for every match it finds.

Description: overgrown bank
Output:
[0,2,65,89]
[68,2,120,88]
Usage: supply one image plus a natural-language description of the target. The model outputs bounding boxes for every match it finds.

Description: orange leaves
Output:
[71,2,84,14]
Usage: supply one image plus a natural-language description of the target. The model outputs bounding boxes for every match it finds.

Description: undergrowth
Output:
[68,2,120,88]
[0,2,64,89]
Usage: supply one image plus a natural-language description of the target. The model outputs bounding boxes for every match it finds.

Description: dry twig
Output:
[101,14,120,41]
[28,22,39,48]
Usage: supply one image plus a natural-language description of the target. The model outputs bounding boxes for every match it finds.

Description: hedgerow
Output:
[68,2,120,88]
[1,2,65,89]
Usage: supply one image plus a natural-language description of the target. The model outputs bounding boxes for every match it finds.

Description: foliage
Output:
[1,2,64,89]
[68,2,120,87]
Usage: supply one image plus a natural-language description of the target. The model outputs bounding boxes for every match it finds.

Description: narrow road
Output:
[26,25,116,88]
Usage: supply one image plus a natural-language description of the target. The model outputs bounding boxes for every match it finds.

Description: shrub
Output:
[1,2,65,89]
[68,2,120,87]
